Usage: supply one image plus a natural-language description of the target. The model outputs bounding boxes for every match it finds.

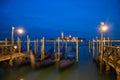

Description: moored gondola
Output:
[59,58,75,70]
[35,58,55,69]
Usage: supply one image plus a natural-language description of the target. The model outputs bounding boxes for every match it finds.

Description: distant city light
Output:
[80,40,83,42]
[69,35,72,38]
[14,45,17,49]
[61,32,64,38]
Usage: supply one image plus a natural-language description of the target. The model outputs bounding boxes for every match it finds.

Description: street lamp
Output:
[100,22,108,57]
[12,26,15,45]
[100,22,108,33]
[11,26,25,45]
[99,22,108,73]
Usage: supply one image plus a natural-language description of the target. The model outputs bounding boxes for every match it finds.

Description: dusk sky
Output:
[0,0,120,40]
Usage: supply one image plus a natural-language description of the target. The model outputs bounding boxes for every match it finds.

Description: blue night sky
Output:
[0,0,120,40]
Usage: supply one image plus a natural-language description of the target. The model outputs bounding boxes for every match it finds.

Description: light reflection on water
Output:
[0,46,115,80]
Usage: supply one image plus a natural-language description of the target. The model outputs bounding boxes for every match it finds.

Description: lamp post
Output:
[12,26,25,51]
[100,22,108,74]
[12,27,25,45]
[12,26,15,45]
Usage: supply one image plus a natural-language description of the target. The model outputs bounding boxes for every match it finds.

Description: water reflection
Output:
[29,50,36,69]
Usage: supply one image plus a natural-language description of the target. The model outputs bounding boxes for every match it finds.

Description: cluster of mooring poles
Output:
[0,27,80,68]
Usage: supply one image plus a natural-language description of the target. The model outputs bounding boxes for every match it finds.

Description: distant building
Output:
[61,32,64,39]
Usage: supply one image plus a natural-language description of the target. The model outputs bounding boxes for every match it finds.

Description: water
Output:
[0,46,116,80]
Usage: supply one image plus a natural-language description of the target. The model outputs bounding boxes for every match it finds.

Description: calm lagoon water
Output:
[0,45,116,80]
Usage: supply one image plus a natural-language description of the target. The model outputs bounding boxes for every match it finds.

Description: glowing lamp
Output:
[17,28,24,34]
[100,22,108,32]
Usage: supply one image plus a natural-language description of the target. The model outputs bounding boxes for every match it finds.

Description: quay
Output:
[87,22,120,80]
[89,37,120,80]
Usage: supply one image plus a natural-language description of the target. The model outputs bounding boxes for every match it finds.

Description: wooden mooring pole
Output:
[76,37,78,62]
[54,41,56,53]
[92,38,94,58]
[4,38,8,54]
[88,40,91,53]
[41,37,45,60]
[5,38,8,45]
[107,37,110,46]
[17,37,21,54]
[57,37,60,61]
[27,35,30,53]
[65,42,67,53]
[96,36,98,58]
[34,39,38,56]
[36,39,38,55]
[34,40,37,55]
